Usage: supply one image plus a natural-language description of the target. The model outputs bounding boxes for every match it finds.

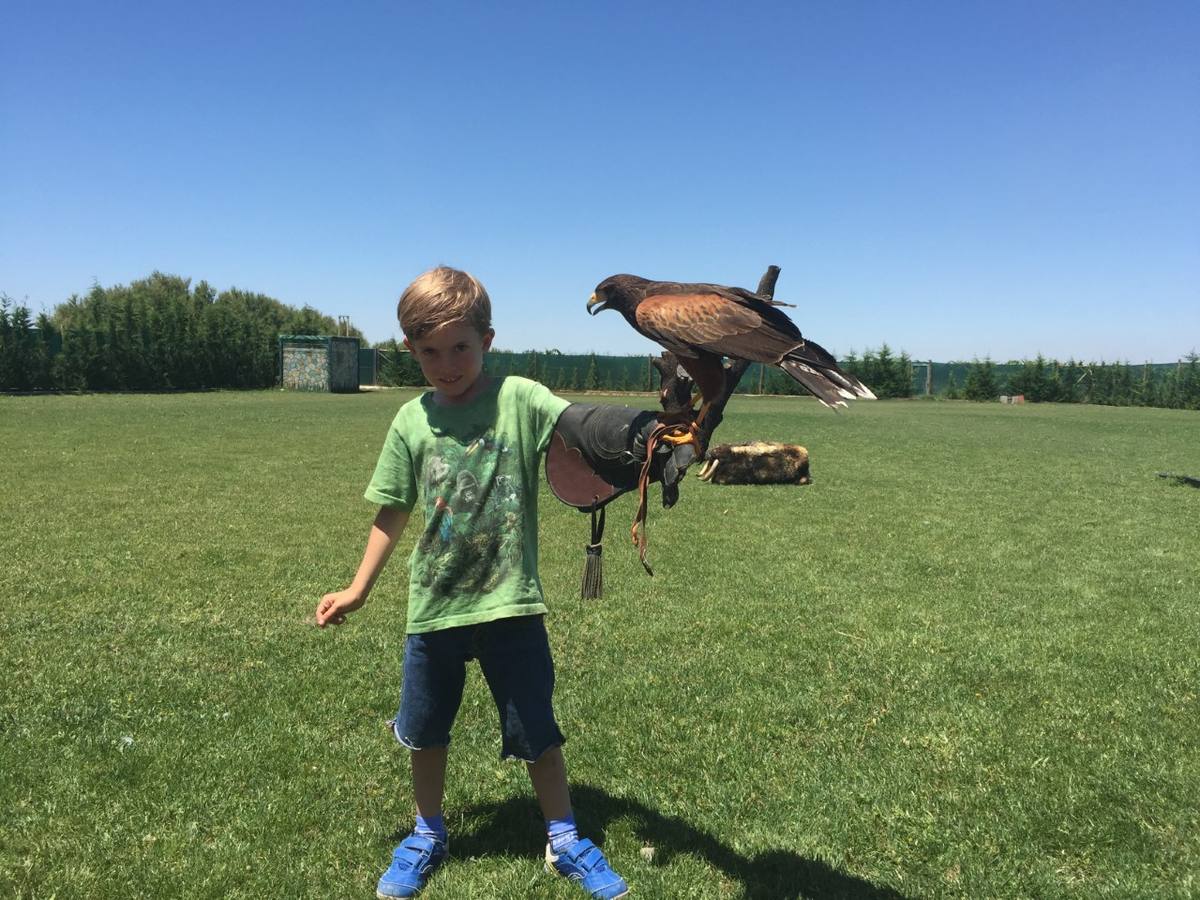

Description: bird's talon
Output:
[659,430,699,448]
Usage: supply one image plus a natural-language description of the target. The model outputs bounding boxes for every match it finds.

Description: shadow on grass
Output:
[391,783,905,899]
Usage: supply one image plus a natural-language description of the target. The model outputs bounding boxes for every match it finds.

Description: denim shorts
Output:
[389,614,566,762]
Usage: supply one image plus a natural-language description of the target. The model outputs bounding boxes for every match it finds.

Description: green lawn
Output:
[2,391,1197,899]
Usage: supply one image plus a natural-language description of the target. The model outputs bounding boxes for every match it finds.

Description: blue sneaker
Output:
[376,833,449,898]
[545,837,629,899]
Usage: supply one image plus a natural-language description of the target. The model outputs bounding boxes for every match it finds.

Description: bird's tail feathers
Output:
[780,358,876,410]
[819,365,877,401]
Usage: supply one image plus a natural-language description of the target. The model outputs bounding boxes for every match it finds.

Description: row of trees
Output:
[377,344,638,392]
[373,343,920,398]
[4,280,1197,410]
[840,345,916,399]
[950,354,1200,409]
[0,274,362,391]
[0,301,56,392]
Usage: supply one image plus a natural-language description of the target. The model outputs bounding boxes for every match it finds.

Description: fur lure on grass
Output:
[697,441,811,485]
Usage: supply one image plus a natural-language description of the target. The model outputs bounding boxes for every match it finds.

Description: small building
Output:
[279,335,360,392]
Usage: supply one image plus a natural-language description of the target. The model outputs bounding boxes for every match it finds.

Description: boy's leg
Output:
[411,746,449,819]
[527,744,579,852]
[476,616,627,899]
[411,746,449,843]
[378,630,468,898]
[527,744,571,822]
[475,615,566,763]
[533,744,628,899]
[529,744,581,855]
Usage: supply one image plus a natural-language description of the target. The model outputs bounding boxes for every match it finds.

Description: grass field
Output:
[2,390,1197,899]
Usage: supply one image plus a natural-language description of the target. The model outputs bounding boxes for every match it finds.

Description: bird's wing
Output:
[639,290,814,365]
[724,285,796,308]
[631,281,875,409]
[634,292,763,357]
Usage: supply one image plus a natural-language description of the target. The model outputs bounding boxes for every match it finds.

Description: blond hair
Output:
[397,266,492,340]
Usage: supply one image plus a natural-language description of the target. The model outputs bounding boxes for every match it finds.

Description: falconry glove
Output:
[546,403,697,598]
[550,403,694,503]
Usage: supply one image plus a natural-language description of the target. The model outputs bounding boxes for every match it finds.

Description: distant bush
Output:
[1,274,363,391]
[841,344,915,399]
[945,354,1199,410]
[375,338,424,387]
[964,358,1000,402]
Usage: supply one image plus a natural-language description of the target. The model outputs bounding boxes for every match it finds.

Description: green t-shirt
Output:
[364,376,571,634]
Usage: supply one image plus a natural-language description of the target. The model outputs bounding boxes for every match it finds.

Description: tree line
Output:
[375,343,649,392]
[0,273,362,391]
[374,342,921,399]
[950,354,1200,409]
[4,275,1196,410]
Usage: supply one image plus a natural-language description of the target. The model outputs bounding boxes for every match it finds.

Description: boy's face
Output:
[405,321,494,404]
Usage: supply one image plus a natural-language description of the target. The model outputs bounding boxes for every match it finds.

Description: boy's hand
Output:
[315,589,365,627]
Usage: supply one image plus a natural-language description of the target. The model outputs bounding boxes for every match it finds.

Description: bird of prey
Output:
[587,274,875,423]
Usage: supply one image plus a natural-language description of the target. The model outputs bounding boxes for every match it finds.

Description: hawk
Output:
[587,274,875,424]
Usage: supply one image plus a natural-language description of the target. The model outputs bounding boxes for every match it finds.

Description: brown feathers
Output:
[588,274,875,410]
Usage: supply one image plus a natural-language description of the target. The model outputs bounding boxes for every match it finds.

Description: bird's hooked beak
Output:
[586,292,606,316]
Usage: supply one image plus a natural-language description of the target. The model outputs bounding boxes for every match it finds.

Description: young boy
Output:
[316,267,652,899]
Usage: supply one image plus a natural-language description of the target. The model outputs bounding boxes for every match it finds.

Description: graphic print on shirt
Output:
[416,428,520,597]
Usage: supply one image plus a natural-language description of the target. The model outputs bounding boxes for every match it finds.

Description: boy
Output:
[316,267,689,899]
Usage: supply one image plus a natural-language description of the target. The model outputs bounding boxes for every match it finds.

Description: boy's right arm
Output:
[315,505,410,627]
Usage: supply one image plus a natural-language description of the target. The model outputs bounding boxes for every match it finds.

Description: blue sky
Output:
[3,1,1197,362]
